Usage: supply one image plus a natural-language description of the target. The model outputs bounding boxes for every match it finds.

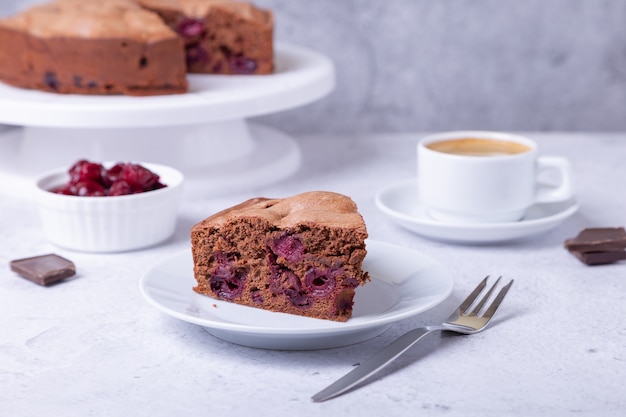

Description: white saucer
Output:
[139,240,453,350]
[375,179,579,243]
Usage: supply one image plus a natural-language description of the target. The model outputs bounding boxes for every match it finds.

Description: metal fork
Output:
[311,276,514,402]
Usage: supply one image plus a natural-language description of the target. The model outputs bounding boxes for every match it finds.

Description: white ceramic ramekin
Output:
[34,162,184,253]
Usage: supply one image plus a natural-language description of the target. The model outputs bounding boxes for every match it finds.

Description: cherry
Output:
[44,72,59,90]
[228,55,257,74]
[185,44,209,65]
[51,184,76,195]
[50,160,166,197]
[267,253,315,309]
[335,289,354,315]
[304,267,339,297]
[284,288,311,309]
[178,18,206,38]
[251,288,263,304]
[103,163,124,186]
[219,45,257,74]
[121,163,160,191]
[270,233,304,263]
[108,180,133,196]
[69,160,104,184]
[209,252,246,300]
[74,181,105,197]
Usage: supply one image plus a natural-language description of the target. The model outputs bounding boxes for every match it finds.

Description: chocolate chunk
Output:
[10,254,76,286]
[570,250,626,266]
[564,227,626,252]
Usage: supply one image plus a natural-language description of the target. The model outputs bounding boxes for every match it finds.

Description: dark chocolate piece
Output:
[570,250,626,266]
[10,254,76,286]
[564,227,626,252]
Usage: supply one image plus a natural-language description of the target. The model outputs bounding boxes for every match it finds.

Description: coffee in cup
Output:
[417,131,573,223]
[425,138,531,156]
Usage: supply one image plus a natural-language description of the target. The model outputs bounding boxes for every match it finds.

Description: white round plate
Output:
[375,178,579,244]
[139,240,453,350]
[0,43,334,127]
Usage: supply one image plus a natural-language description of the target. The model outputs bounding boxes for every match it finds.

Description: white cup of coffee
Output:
[417,131,573,223]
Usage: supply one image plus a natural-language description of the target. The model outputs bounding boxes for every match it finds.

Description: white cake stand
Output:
[0,43,335,197]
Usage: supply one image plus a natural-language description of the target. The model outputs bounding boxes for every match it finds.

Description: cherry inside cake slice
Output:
[190,191,370,322]
[137,0,274,74]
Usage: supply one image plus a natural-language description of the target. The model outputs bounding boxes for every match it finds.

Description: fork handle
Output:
[311,325,445,402]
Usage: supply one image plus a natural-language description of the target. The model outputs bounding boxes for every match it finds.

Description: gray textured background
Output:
[3,0,626,134]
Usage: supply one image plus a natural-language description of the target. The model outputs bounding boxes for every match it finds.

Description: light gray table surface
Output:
[1,132,625,416]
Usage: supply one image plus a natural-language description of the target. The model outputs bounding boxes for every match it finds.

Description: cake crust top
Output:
[0,0,178,41]
[136,0,273,26]
[193,191,367,230]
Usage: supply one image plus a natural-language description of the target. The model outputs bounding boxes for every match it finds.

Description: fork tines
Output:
[462,276,514,317]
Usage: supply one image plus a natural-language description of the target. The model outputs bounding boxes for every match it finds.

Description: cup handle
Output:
[535,156,574,203]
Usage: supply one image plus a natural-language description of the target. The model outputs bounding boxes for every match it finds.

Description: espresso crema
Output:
[426,138,531,156]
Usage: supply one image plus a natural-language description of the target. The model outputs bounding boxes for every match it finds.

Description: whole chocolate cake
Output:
[190,192,370,322]
[0,0,188,96]
[136,0,273,74]
[0,0,273,96]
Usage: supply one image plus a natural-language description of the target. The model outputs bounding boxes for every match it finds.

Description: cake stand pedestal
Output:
[0,43,335,198]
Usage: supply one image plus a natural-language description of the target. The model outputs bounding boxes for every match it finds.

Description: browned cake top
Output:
[136,0,272,26]
[0,0,177,41]
[194,191,367,230]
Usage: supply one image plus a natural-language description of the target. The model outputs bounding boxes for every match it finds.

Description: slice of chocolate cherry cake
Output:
[136,0,274,75]
[190,192,369,322]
